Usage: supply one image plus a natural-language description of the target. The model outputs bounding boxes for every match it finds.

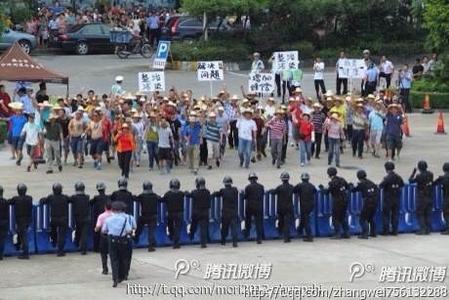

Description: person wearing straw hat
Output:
[368,100,386,158]
[266,109,287,168]
[87,110,104,170]
[204,111,222,169]
[20,113,41,172]
[352,103,368,159]
[144,112,160,171]
[157,118,174,175]
[183,111,202,175]
[8,102,27,164]
[385,104,404,161]
[131,112,145,168]
[225,95,239,149]
[298,112,314,167]
[68,107,86,168]
[114,123,135,179]
[43,112,63,174]
[236,108,257,169]
[311,102,326,159]
[324,112,345,167]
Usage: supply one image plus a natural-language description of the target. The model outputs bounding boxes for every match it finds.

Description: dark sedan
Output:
[54,23,114,55]
[161,16,233,41]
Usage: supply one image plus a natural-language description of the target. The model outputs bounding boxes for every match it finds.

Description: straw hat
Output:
[123,92,134,100]
[189,111,198,117]
[209,112,217,118]
[388,103,399,109]
[356,103,364,108]
[294,87,303,93]
[231,95,239,101]
[242,108,253,114]
[288,97,295,102]
[8,102,24,110]
[149,112,157,118]
[267,97,275,103]
[330,112,340,120]
[168,101,176,107]
[326,97,334,102]
[135,91,145,97]
[38,101,53,108]
[312,102,322,108]
[132,112,142,118]
[366,94,376,100]
[275,108,284,115]
[121,123,130,129]
[355,97,364,103]
[302,112,310,118]
[242,98,250,105]
[217,106,224,111]
[52,105,63,111]
[324,90,334,97]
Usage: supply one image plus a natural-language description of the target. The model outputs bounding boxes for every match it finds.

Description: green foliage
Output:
[423,0,449,52]
[10,6,33,24]
[410,90,449,108]
[412,79,449,93]
[170,39,250,61]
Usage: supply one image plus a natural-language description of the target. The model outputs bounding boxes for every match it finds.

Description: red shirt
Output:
[115,132,135,152]
[298,120,313,141]
[0,92,11,117]
[101,117,112,142]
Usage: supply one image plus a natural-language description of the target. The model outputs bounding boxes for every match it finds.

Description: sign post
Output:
[248,72,275,95]
[152,41,171,70]
[138,71,165,92]
[197,61,224,97]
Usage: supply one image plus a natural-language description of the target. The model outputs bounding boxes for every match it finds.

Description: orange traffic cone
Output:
[402,114,411,137]
[421,94,434,114]
[435,112,446,134]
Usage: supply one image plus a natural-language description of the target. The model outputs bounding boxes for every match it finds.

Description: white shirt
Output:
[236,118,257,141]
[380,60,394,74]
[313,62,325,80]
[251,59,264,73]
[21,122,40,146]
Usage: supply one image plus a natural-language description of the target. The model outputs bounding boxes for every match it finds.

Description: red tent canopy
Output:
[0,42,68,84]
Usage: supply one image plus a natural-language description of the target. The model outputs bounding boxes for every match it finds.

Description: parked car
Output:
[161,16,233,41]
[0,28,37,54]
[53,23,114,55]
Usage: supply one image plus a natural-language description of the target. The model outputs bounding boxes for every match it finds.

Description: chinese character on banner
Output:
[248,72,275,94]
[138,71,165,92]
[273,51,299,71]
[338,59,367,79]
[197,61,224,81]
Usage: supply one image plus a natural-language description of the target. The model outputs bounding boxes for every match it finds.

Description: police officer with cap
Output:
[269,171,294,243]
[162,178,185,249]
[350,170,379,239]
[293,173,316,242]
[186,177,211,248]
[379,161,404,235]
[434,162,449,234]
[212,176,239,247]
[111,177,134,215]
[0,186,7,260]
[69,182,90,254]
[409,160,434,235]
[40,183,71,256]
[242,172,264,244]
[91,182,110,252]
[319,167,350,239]
[134,181,160,251]
[9,184,33,259]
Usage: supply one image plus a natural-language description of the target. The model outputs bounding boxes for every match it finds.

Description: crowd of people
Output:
[0,160,448,288]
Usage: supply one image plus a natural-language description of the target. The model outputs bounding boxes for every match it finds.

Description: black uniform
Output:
[41,194,70,255]
[327,176,350,238]
[135,192,160,249]
[162,190,185,248]
[293,182,316,239]
[212,187,239,246]
[270,183,294,242]
[111,190,134,215]
[434,173,449,233]
[91,193,110,252]
[9,195,33,257]
[69,194,91,253]
[379,171,404,235]
[0,197,8,259]
[243,182,264,242]
[352,179,379,238]
[409,170,434,233]
[187,189,211,247]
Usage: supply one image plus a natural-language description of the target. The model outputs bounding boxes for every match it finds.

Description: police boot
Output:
[221,239,226,246]
[415,229,426,235]
[358,234,368,239]
[341,232,350,239]
[232,242,238,248]
[441,229,449,235]
[303,236,313,242]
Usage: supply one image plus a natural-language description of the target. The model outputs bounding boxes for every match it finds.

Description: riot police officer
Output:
[293,173,316,242]
[0,186,7,260]
[212,176,239,247]
[91,182,110,252]
[434,162,449,234]
[134,181,160,251]
[70,182,90,254]
[40,183,70,256]
[409,161,434,235]
[9,184,33,259]
[320,167,350,239]
[243,172,264,244]
[350,170,379,239]
[162,178,185,249]
[269,172,294,243]
[379,161,404,235]
[186,177,211,248]
[111,177,134,215]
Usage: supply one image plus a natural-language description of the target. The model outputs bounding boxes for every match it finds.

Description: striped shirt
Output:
[311,111,326,133]
[352,113,368,130]
[266,118,286,140]
[224,103,237,121]
[324,119,344,139]
[204,121,221,143]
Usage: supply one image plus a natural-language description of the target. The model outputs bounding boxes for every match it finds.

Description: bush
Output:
[412,79,449,93]
[170,39,250,62]
[410,91,449,109]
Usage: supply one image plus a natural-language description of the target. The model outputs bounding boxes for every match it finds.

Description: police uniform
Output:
[243,182,264,242]
[135,192,160,250]
[187,188,211,247]
[434,172,449,234]
[409,170,434,234]
[69,193,91,254]
[111,190,134,215]
[162,190,185,248]
[270,183,294,242]
[379,171,404,235]
[0,197,8,260]
[293,182,316,240]
[9,194,33,258]
[212,187,239,246]
[352,179,379,238]
[327,176,350,238]
[91,192,110,252]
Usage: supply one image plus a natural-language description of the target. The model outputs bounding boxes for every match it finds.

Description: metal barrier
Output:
[4,206,36,256]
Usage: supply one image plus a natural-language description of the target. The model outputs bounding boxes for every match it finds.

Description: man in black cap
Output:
[434,162,449,234]
[0,186,7,260]
[9,184,33,259]
[350,170,379,239]
[293,173,316,242]
[69,182,90,255]
[162,178,185,249]
[186,177,211,248]
[242,172,264,244]
[212,176,239,247]
[40,183,70,256]
[409,161,434,235]
[319,167,350,239]
[269,172,294,243]
[91,182,110,252]
[111,177,134,215]
[379,161,404,235]
[134,181,160,252]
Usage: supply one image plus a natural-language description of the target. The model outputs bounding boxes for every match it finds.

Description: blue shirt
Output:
[147,16,160,29]
[385,113,403,137]
[368,110,385,131]
[19,95,35,114]
[400,71,412,89]
[102,213,136,236]
[10,114,27,137]
[366,67,378,82]
[182,122,202,145]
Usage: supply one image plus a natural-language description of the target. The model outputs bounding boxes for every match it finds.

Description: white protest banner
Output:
[152,41,171,70]
[273,51,299,71]
[138,71,165,92]
[338,59,367,79]
[248,72,275,94]
[197,61,224,81]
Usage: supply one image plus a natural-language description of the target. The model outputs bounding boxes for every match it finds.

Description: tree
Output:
[423,0,449,51]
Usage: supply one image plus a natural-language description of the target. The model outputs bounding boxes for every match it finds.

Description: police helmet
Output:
[143,181,153,192]
[17,183,27,195]
[248,172,258,180]
[223,176,233,186]
[417,160,428,171]
[0,185,3,196]
[118,177,128,190]
[327,167,337,177]
[384,161,395,171]
[280,171,290,181]
[301,173,310,181]
[52,183,63,195]
[357,170,367,180]
[195,177,206,188]
[169,178,181,190]
[443,162,449,173]
[96,182,106,191]
[75,182,85,193]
